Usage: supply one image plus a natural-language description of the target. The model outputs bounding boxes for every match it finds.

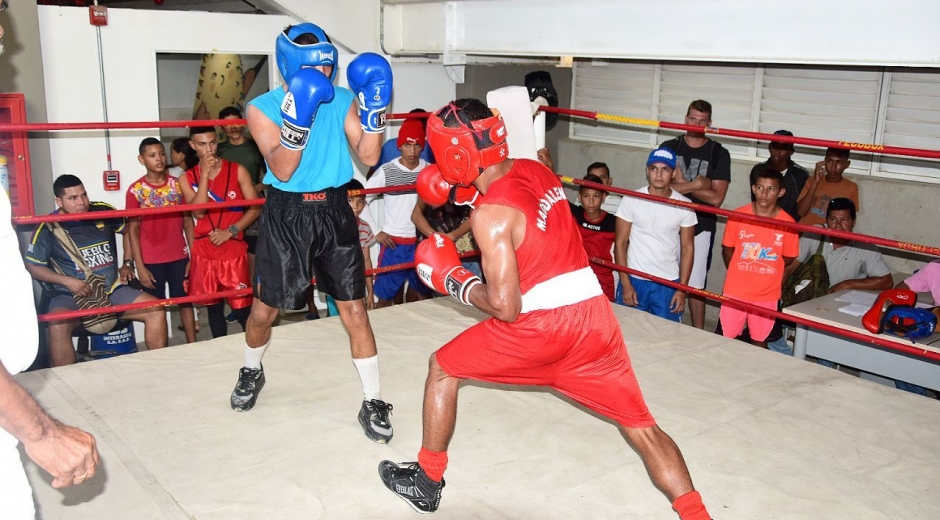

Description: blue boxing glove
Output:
[279,68,335,150]
[346,52,393,133]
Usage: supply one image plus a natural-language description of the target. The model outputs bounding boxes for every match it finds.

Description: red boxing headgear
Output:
[425,103,509,187]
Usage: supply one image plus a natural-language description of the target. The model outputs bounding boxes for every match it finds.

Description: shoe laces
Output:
[368,399,393,423]
[236,367,261,393]
[391,461,421,479]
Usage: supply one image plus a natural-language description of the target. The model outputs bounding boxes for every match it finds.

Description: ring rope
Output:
[9,112,935,363]
[539,106,940,161]
[12,185,415,225]
[2,108,937,161]
[34,251,479,323]
[593,258,940,363]
[560,176,940,257]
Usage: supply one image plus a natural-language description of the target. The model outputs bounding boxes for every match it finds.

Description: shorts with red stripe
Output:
[436,294,655,428]
[189,252,252,310]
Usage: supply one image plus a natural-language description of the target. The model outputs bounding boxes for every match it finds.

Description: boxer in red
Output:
[378,99,711,520]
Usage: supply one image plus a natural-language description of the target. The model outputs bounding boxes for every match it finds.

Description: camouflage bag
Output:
[781,237,829,308]
[50,223,118,334]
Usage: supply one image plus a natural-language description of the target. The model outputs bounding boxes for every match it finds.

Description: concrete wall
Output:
[0,0,54,214]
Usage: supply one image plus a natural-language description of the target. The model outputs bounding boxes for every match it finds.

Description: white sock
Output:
[353,356,382,401]
[244,340,269,370]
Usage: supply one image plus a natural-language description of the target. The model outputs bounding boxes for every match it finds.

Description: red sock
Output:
[417,447,448,483]
[672,491,711,520]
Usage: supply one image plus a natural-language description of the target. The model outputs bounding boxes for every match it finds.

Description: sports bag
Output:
[782,237,829,307]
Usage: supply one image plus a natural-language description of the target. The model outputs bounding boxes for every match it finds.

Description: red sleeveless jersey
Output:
[480,159,590,295]
[185,159,247,258]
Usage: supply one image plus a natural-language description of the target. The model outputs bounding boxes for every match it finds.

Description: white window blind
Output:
[878,70,940,182]
[570,60,940,184]
[758,66,881,174]
[657,64,757,156]
[571,61,656,146]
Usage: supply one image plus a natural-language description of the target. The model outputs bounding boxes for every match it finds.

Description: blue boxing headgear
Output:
[882,306,937,341]
[276,23,338,84]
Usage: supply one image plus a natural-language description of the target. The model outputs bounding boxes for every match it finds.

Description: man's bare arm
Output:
[614,218,633,288]
[722,245,734,269]
[465,204,524,322]
[246,104,303,183]
[830,273,893,293]
[0,363,99,488]
[678,226,695,286]
[689,179,729,207]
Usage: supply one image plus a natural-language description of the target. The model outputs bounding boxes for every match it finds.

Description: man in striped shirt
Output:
[365,119,429,307]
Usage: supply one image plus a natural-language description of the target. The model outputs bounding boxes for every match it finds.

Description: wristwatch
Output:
[123,259,135,269]
[228,224,239,236]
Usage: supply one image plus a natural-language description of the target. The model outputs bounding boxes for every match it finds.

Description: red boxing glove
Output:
[862,288,917,334]
[451,184,479,208]
[417,165,452,207]
[415,233,481,305]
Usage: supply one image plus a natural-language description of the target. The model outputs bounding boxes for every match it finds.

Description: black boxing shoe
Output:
[230,365,265,412]
[378,461,444,514]
[359,399,394,443]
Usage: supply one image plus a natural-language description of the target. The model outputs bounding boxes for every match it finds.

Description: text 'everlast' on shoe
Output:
[378,461,444,514]
[359,399,394,443]
[230,365,265,412]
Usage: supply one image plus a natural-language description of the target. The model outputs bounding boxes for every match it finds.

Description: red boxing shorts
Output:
[189,252,252,309]
[436,295,655,428]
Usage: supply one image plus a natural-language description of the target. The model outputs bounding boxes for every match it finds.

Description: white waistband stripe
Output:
[520,267,603,314]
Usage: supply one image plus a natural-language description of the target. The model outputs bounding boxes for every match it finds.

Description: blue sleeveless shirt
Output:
[248,86,355,192]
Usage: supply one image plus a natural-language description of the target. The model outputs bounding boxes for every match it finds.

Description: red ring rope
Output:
[592,258,940,363]
[561,176,940,257]
[538,106,940,161]
[12,184,416,225]
[0,113,430,133]
[11,111,937,365]
[35,251,479,323]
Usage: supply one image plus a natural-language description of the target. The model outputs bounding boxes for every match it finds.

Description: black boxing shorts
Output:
[253,186,365,310]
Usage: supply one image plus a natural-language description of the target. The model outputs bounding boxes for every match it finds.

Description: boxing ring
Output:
[16,298,940,519]
[4,109,940,519]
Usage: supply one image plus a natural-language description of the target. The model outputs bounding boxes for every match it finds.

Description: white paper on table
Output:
[835,290,878,306]
[839,303,871,316]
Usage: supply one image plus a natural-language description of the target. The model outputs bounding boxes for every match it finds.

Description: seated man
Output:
[773,197,892,354]
[24,175,168,366]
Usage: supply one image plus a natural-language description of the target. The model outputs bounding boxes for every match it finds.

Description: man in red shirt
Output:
[126,138,196,342]
[179,127,260,338]
[379,99,711,520]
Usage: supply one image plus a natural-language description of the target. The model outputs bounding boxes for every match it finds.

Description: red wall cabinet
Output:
[0,93,35,217]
